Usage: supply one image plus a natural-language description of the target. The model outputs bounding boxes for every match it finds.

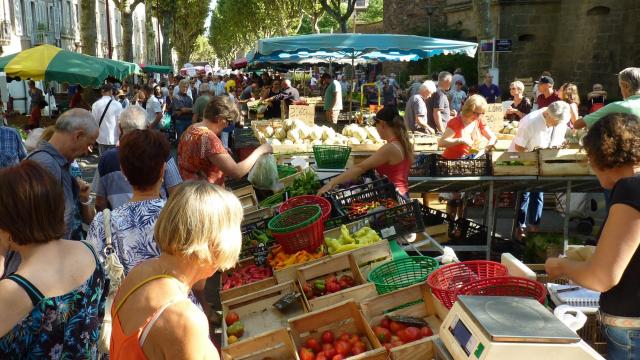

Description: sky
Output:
[204,0,218,35]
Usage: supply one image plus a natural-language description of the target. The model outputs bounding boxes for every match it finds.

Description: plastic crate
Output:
[456,276,547,305]
[240,215,275,259]
[411,153,492,177]
[313,145,351,169]
[368,256,439,294]
[331,181,402,218]
[326,177,392,205]
[226,177,252,191]
[421,206,487,245]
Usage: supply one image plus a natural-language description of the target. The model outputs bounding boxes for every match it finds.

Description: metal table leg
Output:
[563,180,572,254]
[485,181,495,260]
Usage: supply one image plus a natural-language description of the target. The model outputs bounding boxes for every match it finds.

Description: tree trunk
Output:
[472,0,493,75]
[177,52,189,71]
[339,19,348,33]
[145,0,156,64]
[120,8,134,62]
[312,14,321,33]
[80,0,96,55]
[159,15,173,66]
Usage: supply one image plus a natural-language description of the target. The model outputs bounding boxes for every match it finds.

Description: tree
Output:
[191,35,216,64]
[154,0,177,66]
[145,0,157,64]
[172,0,210,68]
[319,0,357,33]
[112,0,145,62]
[80,0,96,55]
[472,0,493,75]
[358,0,383,23]
[302,0,325,34]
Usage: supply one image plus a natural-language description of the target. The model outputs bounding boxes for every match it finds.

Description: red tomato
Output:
[225,311,239,326]
[338,333,351,342]
[306,338,322,353]
[335,340,351,356]
[315,353,327,360]
[421,326,434,338]
[404,327,421,342]
[384,343,394,351]
[300,347,315,360]
[380,316,391,329]
[331,355,345,360]
[322,343,336,358]
[389,321,406,334]
[321,331,335,344]
[397,329,412,344]
[351,343,366,355]
[325,274,337,284]
[374,326,392,343]
[349,334,360,345]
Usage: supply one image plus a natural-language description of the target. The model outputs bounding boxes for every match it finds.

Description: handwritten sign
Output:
[252,243,269,266]
[288,104,315,125]
[484,103,505,133]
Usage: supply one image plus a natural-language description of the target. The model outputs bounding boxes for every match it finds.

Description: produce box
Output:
[359,283,443,360]
[220,257,277,303]
[491,151,539,176]
[241,207,273,226]
[221,281,305,347]
[221,328,297,360]
[233,185,259,211]
[539,148,592,176]
[288,300,386,360]
[240,214,275,260]
[297,253,378,312]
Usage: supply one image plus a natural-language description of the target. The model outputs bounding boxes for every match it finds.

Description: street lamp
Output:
[426,4,437,74]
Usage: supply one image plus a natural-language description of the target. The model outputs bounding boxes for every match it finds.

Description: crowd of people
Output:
[0,65,639,359]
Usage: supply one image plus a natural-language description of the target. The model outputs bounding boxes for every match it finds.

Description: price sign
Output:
[252,243,269,266]
[288,104,315,125]
[483,103,504,133]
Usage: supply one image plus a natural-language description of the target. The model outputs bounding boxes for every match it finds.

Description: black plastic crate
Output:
[327,177,392,204]
[421,206,488,245]
[345,200,425,240]
[331,181,403,218]
[411,153,492,177]
[226,177,252,191]
[239,216,274,259]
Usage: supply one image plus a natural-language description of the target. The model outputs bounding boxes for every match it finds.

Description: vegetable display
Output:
[222,263,273,290]
[255,118,385,146]
[226,312,244,344]
[267,244,325,270]
[298,330,369,359]
[346,198,398,218]
[302,274,356,300]
[258,169,321,207]
[324,225,382,255]
[374,316,433,351]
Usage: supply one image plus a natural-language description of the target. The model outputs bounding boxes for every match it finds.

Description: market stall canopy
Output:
[141,64,173,74]
[231,57,248,70]
[251,33,478,64]
[0,44,141,87]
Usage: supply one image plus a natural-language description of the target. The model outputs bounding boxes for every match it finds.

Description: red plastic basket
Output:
[279,195,332,222]
[427,260,508,309]
[268,205,325,254]
[456,276,547,305]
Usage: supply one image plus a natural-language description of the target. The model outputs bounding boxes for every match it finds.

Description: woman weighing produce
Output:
[317,107,413,198]
[545,113,640,360]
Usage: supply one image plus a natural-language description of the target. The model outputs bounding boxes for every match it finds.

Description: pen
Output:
[556,286,581,293]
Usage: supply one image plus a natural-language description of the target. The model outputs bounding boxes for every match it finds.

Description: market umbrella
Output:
[0,44,141,87]
[141,64,173,74]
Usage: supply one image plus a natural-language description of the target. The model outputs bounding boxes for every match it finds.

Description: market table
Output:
[407,175,602,258]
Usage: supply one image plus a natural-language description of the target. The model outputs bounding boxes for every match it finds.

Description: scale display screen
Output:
[449,316,478,357]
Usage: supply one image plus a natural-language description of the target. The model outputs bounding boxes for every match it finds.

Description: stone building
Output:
[384,0,640,99]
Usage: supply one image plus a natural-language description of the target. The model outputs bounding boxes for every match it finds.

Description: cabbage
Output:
[283,118,295,131]
[265,126,274,137]
[275,128,287,140]
[287,129,300,142]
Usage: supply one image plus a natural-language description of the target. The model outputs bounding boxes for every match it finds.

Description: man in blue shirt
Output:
[0,126,27,168]
[478,72,501,103]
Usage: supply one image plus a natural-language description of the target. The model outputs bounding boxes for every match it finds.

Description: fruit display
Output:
[324,225,382,255]
[345,198,398,218]
[301,274,356,300]
[222,263,273,290]
[226,312,245,344]
[254,118,385,146]
[267,244,325,270]
[499,121,519,135]
[374,316,434,351]
[298,330,369,360]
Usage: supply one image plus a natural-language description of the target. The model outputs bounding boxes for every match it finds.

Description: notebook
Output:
[548,283,600,312]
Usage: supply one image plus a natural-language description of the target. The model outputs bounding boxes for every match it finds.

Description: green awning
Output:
[142,65,173,74]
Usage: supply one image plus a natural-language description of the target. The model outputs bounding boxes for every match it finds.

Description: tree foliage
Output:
[319,0,356,33]
[191,35,216,64]
[172,0,210,68]
[358,0,383,23]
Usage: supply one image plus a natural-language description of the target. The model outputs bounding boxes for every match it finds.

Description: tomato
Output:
[421,326,433,338]
[397,329,412,344]
[338,333,351,342]
[306,338,322,353]
[321,330,335,344]
[325,274,337,284]
[339,275,355,286]
[349,334,360,345]
[315,353,327,360]
[374,326,392,343]
[380,316,391,329]
[389,321,406,334]
[384,342,394,351]
[335,340,351,356]
[352,342,366,355]
[322,343,336,358]
[331,355,345,360]
[404,327,421,342]
[225,311,240,326]
[300,347,315,360]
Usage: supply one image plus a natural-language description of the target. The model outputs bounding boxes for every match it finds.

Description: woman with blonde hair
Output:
[109,181,243,360]
[558,82,581,125]
[505,80,532,121]
[318,106,414,198]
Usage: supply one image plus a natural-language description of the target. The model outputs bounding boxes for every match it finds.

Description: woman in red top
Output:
[177,96,271,186]
[318,107,413,197]
[438,95,496,219]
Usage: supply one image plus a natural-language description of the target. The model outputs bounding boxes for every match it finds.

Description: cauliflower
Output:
[342,124,354,137]
[298,124,311,140]
[287,129,300,142]
[293,119,306,129]
[310,126,323,140]
[283,118,295,131]
[347,137,361,145]
[265,126,274,137]
[311,139,323,146]
[352,127,367,142]
[365,126,382,142]
[283,139,294,145]
[322,126,335,141]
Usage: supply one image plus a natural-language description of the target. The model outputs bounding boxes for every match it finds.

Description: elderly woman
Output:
[0,161,108,358]
[505,80,533,121]
[318,107,414,198]
[110,182,242,359]
[545,113,640,360]
[558,82,581,125]
[438,95,496,220]
[178,96,272,186]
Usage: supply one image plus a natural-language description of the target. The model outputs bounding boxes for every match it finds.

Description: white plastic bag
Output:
[248,154,281,191]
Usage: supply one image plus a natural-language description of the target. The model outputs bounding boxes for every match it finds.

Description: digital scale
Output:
[436,296,604,360]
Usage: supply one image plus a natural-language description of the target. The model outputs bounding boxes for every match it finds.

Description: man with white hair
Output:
[27,108,99,239]
[427,71,454,134]
[509,101,571,239]
[171,79,194,139]
[404,80,437,133]
[575,67,640,129]
[94,105,182,211]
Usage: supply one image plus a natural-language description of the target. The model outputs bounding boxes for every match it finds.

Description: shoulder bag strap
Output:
[98,99,114,128]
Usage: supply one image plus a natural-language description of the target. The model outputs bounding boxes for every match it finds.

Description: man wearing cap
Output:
[192,83,212,122]
[574,67,640,129]
[91,84,123,155]
[535,75,560,108]
[478,72,501,103]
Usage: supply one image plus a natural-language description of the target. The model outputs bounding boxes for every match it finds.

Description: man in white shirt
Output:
[144,85,163,128]
[91,84,123,155]
[509,101,570,239]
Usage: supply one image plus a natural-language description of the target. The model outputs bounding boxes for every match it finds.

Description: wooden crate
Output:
[234,185,259,211]
[221,328,297,360]
[220,257,277,303]
[492,151,539,176]
[360,283,444,360]
[288,300,386,360]
[539,148,592,176]
[273,256,326,283]
[242,207,273,226]
[221,281,305,348]
[297,253,378,312]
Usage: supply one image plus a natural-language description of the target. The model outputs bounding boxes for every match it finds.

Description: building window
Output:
[518,34,535,42]
[587,6,610,16]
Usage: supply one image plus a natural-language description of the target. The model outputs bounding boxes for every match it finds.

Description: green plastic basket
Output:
[368,256,440,295]
[268,205,322,233]
[313,145,352,169]
[268,205,324,253]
